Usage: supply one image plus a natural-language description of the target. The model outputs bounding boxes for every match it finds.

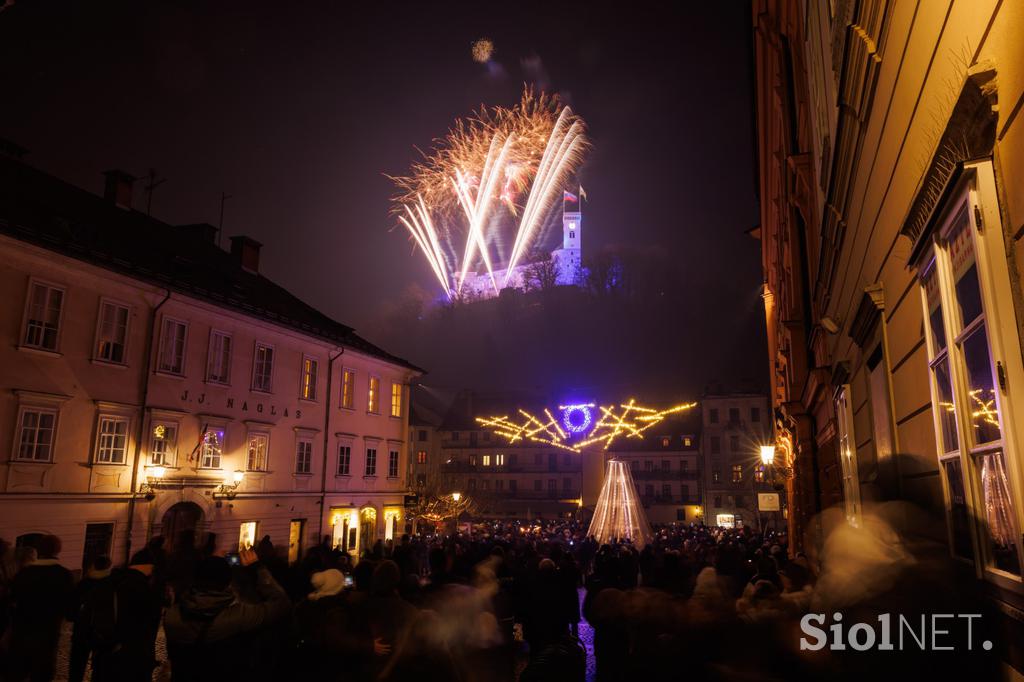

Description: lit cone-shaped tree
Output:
[587,459,652,548]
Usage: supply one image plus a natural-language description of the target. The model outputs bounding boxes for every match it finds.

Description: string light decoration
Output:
[560,403,595,434]
[476,400,697,453]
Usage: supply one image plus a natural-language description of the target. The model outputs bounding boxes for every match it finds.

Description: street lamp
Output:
[759,444,776,466]
[451,491,462,502]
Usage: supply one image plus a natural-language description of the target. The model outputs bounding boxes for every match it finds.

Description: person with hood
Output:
[6,534,74,682]
[164,548,290,681]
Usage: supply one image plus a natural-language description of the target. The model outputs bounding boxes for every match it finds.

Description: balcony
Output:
[631,469,700,481]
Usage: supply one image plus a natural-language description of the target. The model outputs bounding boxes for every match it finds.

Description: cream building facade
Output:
[0,153,421,570]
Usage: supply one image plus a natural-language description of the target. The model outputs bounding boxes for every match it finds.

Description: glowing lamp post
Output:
[451,491,462,503]
[760,444,776,466]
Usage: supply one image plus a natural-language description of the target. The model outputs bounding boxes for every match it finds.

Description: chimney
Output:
[230,235,263,274]
[103,169,136,209]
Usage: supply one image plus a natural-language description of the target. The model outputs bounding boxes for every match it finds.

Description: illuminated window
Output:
[341,369,355,409]
[337,445,351,475]
[365,447,377,476]
[199,428,224,469]
[716,514,735,528]
[22,280,65,351]
[301,357,319,401]
[238,521,257,551]
[469,454,477,466]
[915,166,1022,576]
[207,331,232,384]
[416,450,427,464]
[157,317,187,375]
[95,300,129,364]
[150,422,178,466]
[368,376,380,414]
[388,450,399,478]
[731,465,742,483]
[16,407,57,462]
[295,439,313,474]
[252,342,274,392]
[95,416,129,464]
[754,465,765,483]
[390,382,402,417]
[495,454,504,466]
[246,432,269,471]
[684,437,692,447]
[482,455,491,467]
[712,469,720,483]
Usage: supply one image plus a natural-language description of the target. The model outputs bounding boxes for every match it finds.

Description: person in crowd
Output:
[5,534,74,682]
[163,548,290,681]
[68,555,113,682]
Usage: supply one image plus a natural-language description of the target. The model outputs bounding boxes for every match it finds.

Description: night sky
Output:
[1,1,766,400]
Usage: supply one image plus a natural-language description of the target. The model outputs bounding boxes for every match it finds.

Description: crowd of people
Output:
[0,510,1004,681]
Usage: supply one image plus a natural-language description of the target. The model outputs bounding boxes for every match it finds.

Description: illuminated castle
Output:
[460,190,584,298]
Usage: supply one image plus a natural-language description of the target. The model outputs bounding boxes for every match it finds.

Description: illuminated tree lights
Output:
[589,459,652,548]
[476,400,697,453]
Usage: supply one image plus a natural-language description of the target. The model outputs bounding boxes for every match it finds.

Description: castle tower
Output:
[552,189,582,285]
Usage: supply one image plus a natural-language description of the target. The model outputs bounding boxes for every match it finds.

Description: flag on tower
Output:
[579,185,588,201]
[563,190,578,203]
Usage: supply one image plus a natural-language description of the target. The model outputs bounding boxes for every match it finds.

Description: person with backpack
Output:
[163,548,290,681]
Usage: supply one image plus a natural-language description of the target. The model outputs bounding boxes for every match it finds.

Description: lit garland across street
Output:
[476,400,697,452]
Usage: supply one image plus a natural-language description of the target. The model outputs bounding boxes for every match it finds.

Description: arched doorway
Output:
[162,502,204,552]
[359,507,377,558]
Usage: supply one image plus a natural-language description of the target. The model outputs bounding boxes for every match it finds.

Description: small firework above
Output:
[471,38,494,63]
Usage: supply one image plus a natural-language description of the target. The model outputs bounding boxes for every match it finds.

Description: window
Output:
[534,479,542,491]
[390,383,402,417]
[452,431,460,441]
[751,407,761,423]
[22,281,65,351]
[337,444,351,475]
[495,480,504,492]
[710,436,721,454]
[681,460,689,470]
[709,408,719,424]
[662,484,671,498]
[82,523,114,573]
[157,318,187,375]
[509,453,517,466]
[418,430,427,441]
[534,453,542,465]
[341,369,355,409]
[365,447,377,476]
[562,453,571,467]
[301,357,318,401]
[563,478,571,491]
[367,376,380,413]
[296,439,313,474]
[481,479,489,491]
[728,407,740,423]
[482,454,491,467]
[416,450,427,464]
[735,495,746,508]
[754,465,765,483]
[469,454,477,467]
[199,427,224,469]
[645,484,654,497]
[246,433,269,471]
[95,300,129,363]
[918,172,1022,576]
[661,459,670,471]
[252,343,274,392]
[731,465,742,483]
[16,408,57,462]
[495,454,504,466]
[835,385,861,525]
[150,423,178,466]
[388,450,399,478]
[661,437,670,447]
[729,435,739,452]
[95,416,129,464]
[207,331,232,384]
[712,469,720,483]
[548,479,556,493]
[684,436,692,447]
[714,495,722,507]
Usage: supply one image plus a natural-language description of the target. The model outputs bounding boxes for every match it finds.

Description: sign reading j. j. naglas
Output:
[178,389,304,419]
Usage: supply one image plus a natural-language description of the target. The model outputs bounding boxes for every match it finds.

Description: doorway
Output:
[162,501,204,552]
[288,519,305,565]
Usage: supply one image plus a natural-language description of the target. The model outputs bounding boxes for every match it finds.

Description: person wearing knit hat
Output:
[308,569,346,600]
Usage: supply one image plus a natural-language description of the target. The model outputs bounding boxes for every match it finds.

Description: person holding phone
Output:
[164,548,290,681]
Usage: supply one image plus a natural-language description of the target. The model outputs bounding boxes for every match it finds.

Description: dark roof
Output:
[0,154,422,373]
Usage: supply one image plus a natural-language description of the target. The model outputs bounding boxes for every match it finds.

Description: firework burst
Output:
[389,87,589,298]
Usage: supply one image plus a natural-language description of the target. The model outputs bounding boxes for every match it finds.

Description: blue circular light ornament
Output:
[562,404,594,435]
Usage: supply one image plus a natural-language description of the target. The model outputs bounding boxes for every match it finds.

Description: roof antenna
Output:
[218,191,232,249]
[143,168,166,216]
